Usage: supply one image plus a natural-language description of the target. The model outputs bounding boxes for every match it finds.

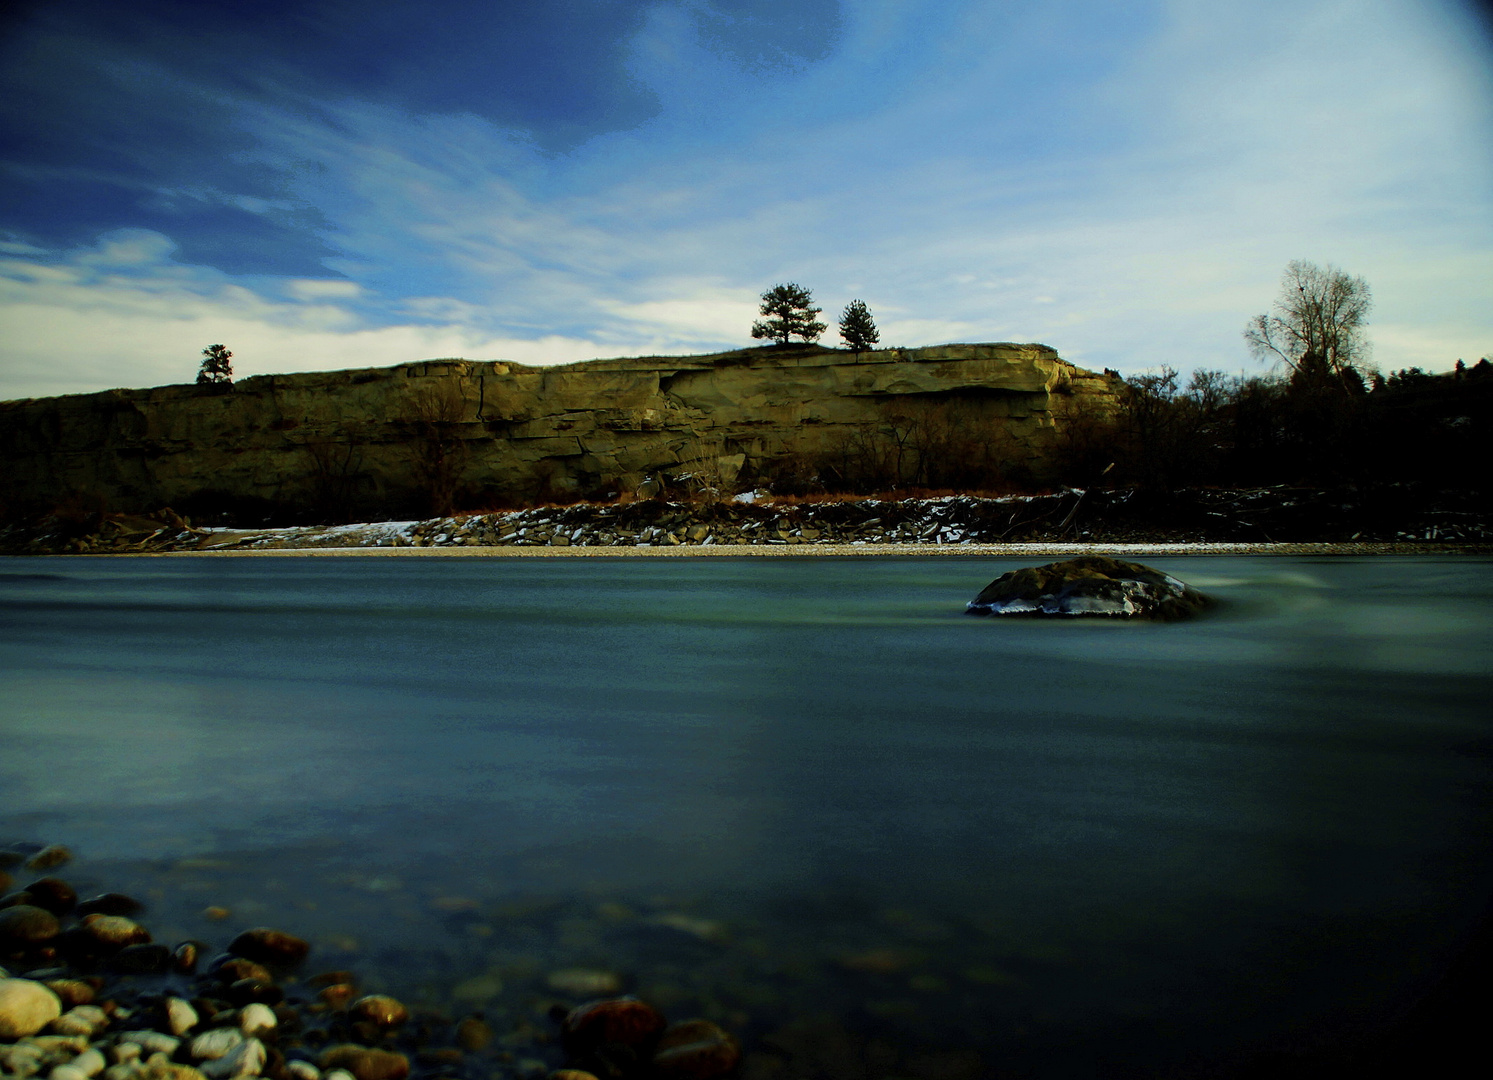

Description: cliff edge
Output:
[0,342,1120,522]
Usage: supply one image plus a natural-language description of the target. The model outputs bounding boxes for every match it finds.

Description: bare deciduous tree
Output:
[1244,260,1373,392]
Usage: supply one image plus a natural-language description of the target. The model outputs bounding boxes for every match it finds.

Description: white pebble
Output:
[49,1065,90,1080]
[202,1038,265,1080]
[237,1004,275,1037]
[2,1043,44,1077]
[322,1071,355,1080]
[165,998,198,1037]
[103,1065,140,1080]
[285,1062,320,1080]
[189,1029,243,1061]
[111,1044,142,1065]
[0,978,63,1039]
[51,1006,109,1037]
[121,1033,178,1057]
[73,1049,107,1077]
[544,969,621,997]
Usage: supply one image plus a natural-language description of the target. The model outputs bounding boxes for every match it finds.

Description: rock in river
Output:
[0,904,60,947]
[228,927,310,968]
[966,556,1212,620]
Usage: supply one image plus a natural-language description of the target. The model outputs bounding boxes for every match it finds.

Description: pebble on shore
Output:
[1,852,757,1080]
[0,979,61,1038]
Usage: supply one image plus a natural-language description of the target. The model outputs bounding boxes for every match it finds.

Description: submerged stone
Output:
[228,927,310,968]
[966,556,1212,620]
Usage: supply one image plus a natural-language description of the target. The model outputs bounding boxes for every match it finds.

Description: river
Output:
[2,554,1490,1078]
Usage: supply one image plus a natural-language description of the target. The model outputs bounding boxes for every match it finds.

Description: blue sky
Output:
[1,0,1490,399]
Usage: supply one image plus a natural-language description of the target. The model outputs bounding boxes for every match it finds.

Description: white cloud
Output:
[0,242,612,399]
[285,279,363,301]
[1,0,1489,399]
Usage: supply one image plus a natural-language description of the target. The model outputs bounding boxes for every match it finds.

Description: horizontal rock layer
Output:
[0,344,1119,520]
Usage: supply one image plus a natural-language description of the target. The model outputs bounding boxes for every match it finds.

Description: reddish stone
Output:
[320,1045,410,1080]
[229,927,311,968]
[350,994,408,1028]
[652,1020,741,1080]
[562,996,667,1056]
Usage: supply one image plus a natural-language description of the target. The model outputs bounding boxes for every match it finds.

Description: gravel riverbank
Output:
[0,846,753,1080]
[3,487,1490,556]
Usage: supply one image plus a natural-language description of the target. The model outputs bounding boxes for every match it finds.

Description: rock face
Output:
[0,343,1120,521]
[965,556,1212,619]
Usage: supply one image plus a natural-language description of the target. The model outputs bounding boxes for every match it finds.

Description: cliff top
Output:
[1,341,1067,407]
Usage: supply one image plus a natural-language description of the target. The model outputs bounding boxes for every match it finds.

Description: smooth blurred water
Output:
[2,555,1491,1078]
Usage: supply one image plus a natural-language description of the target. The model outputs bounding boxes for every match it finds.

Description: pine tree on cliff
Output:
[197,344,233,385]
[751,283,826,345]
[839,299,879,354]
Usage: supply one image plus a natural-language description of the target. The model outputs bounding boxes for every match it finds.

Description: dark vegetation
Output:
[196,343,233,385]
[838,299,879,354]
[1063,356,1493,495]
[751,283,826,345]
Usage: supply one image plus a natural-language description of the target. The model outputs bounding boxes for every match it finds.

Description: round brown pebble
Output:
[651,1020,741,1080]
[211,957,275,983]
[24,846,72,871]
[455,1017,492,1053]
[320,1045,411,1080]
[350,995,408,1028]
[110,943,171,974]
[76,893,144,918]
[230,927,311,968]
[317,983,357,1011]
[0,905,61,946]
[22,878,76,915]
[562,997,667,1055]
[79,914,150,948]
[44,979,96,1007]
[550,1072,600,1080]
[228,977,284,1005]
[173,942,201,973]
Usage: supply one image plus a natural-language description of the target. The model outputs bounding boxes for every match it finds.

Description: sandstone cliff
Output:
[0,342,1120,521]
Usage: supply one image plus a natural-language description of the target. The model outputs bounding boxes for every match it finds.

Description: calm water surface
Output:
[2,555,1491,1078]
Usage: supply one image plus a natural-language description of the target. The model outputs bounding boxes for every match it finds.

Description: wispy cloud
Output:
[1,0,1489,399]
[0,232,610,398]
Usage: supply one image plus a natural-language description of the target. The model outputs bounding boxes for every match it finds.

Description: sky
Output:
[1,0,1490,400]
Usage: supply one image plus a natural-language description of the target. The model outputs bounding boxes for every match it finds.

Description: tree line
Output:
[1063,261,1490,492]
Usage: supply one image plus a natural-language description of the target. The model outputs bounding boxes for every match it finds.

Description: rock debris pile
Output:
[2,485,1488,555]
[0,846,739,1080]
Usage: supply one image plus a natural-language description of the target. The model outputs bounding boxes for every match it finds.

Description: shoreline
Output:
[7,487,1490,556]
[92,541,1493,557]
